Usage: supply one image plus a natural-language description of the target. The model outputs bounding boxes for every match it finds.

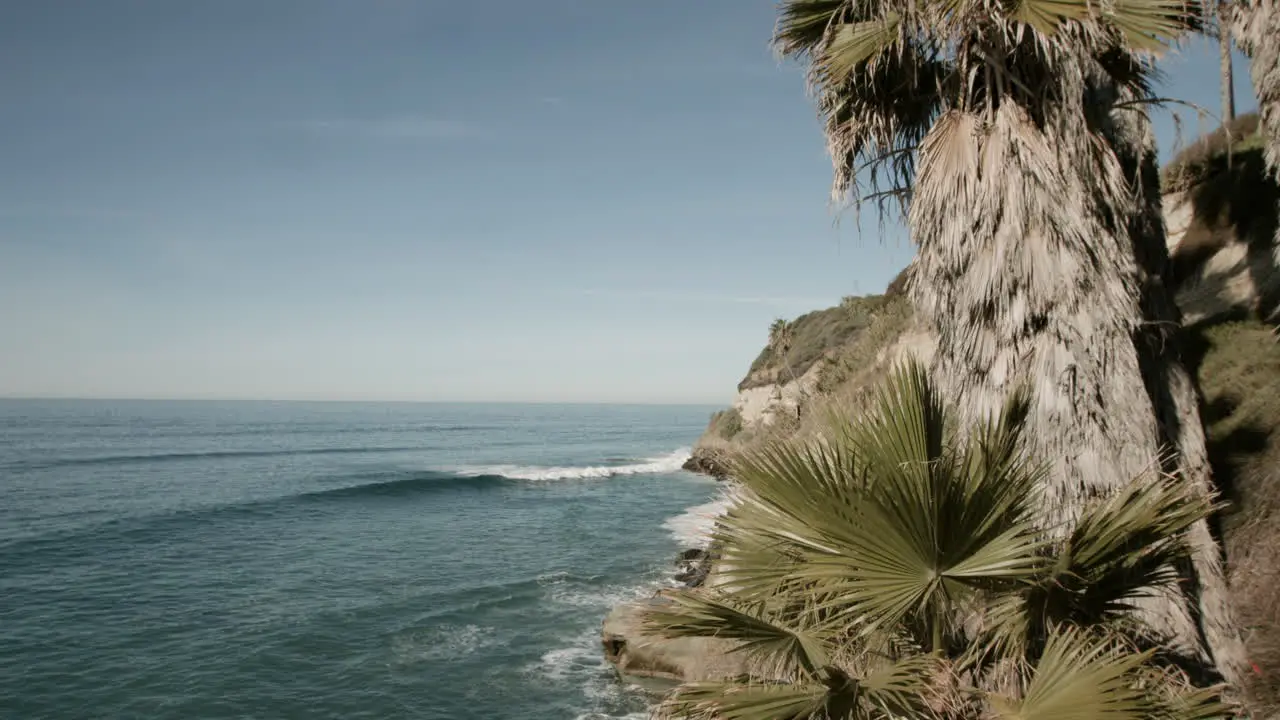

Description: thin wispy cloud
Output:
[293,116,479,140]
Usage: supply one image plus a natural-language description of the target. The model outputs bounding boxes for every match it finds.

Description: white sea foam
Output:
[539,571,670,610]
[662,493,734,548]
[389,623,497,665]
[537,631,604,682]
[534,627,651,719]
[462,448,691,482]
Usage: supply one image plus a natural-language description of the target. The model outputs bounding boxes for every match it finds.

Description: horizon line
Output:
[0,395,727,408]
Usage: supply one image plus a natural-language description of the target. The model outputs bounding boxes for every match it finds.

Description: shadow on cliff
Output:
[1182,314,1275,522]
[1167,114,1280,322]
[1181,310,1280,713]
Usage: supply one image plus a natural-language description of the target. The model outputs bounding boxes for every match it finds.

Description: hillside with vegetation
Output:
[599,0,1280,711]
[665,116,1280,714]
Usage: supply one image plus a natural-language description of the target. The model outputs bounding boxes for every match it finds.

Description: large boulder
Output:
[601,596,751,683]
[681,446,732,480]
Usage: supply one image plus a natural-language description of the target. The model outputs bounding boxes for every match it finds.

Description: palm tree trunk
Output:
[1235,0,1280,176]
[1221,10,1237,123]
[1104,90,1248,686]
[907,64,1244,684]
[1233,2,1280,326]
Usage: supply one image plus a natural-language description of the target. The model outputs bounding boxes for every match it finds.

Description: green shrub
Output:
[741,295,892,391]
[707,408,745,441]
[646,362,1227,719]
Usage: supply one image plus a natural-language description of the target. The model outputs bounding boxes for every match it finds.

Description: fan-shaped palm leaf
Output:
[983,470,1217,660]
[656,655,940,720]
[721,361,1045,650]
[658,680,830,720]
[821,15,903,80]
[643,592,830,680]
[831,363,1043,644]
[775,0,852,58]
[990,627,1155,720]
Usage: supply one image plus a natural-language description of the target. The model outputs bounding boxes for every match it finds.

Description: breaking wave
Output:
[460,448,691,481]
[662,493,734,548]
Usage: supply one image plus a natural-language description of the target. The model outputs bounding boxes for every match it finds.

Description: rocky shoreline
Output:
[678,446,732,480]
[599,538,750,688]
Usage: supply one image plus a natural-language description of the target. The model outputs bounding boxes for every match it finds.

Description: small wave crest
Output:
[462,448,691,482]
[540,573,668,610]
[6,445,427,471]
[389,624,498,666]
[301,471,507,501]
[532,628,651,719]
[663,492,735,548]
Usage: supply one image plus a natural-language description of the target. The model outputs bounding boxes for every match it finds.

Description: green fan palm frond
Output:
[656,657,941,720]
[643,591,940,719]
[642,592,831,680]
[991,627,1156,720]
[658,680,830,720]
[1064,471,1215,582]
[995,627,1230,720]
[1043,472,1213,627]
[858,652,947,717]
[830,362,1043,646]
[984,471,1216,660]
[775,0,852,58]
[726,361,1044,649]
[820,15,904,81]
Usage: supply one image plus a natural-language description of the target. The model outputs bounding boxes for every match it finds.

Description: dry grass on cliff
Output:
[1162,113,1263,195]
[1188,318,1280,713]
[695,292,917,464]
[705,408,744,442]
[812,293,914,397]
[740,297,891,391]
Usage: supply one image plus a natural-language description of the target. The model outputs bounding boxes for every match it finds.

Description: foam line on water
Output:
[533,626,652,719]
[662,484,742,548]
[461,448,691,482]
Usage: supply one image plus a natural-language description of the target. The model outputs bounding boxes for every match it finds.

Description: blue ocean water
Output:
[0,400,725,719]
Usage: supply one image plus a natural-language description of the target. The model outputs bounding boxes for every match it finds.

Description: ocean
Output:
[0,400,727,719]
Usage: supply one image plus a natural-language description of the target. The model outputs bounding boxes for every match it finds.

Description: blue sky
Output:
[0,1,1258,404]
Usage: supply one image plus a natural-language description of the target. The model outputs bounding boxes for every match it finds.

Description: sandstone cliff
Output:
[626,115,1280,709]
[688,115,1279,476]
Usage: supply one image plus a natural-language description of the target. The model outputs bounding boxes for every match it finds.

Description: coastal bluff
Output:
[604,118,1280,702]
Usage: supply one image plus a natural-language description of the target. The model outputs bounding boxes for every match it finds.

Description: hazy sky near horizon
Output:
[0,1,1258,404]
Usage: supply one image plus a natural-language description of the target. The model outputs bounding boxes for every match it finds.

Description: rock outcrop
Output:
[680,447,732,480]
[601,596,750,683]
[673,548,713,588]
[620,115,1280,711]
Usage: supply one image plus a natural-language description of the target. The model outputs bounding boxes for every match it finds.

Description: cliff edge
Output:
[623,115,1280,710]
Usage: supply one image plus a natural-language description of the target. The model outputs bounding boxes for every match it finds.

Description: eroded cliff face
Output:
[686,182,1280,475]
[628,121,1280,710]
[685,287,924,472]
[1165,187,1280,326]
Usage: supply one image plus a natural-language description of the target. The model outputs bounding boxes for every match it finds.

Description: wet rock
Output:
[673,548,712,588]
[681,448,732,480]
[601,595,750,682]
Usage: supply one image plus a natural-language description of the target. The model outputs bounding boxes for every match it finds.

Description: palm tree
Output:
[769,319,791,351]
[774,0,1244,684]
[643,362,1229,719]
[769,318,802,388]
[1219,0,1237,123]
[1233,0,1280,177]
